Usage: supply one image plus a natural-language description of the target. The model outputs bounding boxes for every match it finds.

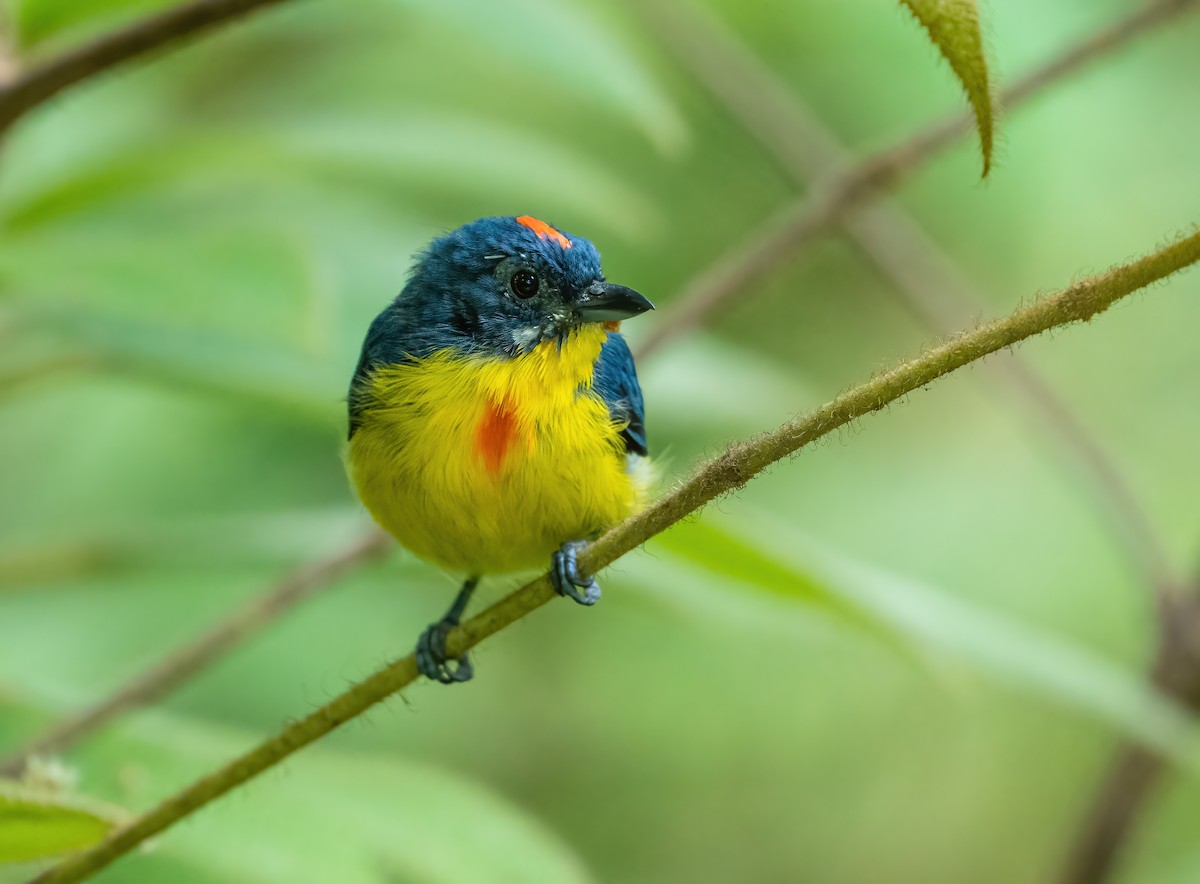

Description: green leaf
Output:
[653,518,923,660]
[11,709,595,884]
[0,115,656,238]
[10,0,176,50]
[6,304,342,423]
[395,0,688,155]
[0,780,122,863]
[898,0,994,176]
[660,510,1200,771]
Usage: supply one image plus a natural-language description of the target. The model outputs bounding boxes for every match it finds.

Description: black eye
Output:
[510,269,539,299]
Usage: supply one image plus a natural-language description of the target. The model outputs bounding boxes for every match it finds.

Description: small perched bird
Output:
[346,216,653,683]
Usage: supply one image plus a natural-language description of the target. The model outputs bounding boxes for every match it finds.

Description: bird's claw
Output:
[551,541,601,606]
[415,619,473,684]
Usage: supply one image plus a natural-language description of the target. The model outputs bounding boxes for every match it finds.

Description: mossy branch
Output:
[0,0,295,135]
[31,229,1200,884]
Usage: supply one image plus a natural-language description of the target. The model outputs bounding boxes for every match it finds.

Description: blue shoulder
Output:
[348,307,414,438]
[593,332,647,457]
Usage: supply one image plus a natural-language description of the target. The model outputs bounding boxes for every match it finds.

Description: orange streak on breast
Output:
[516,215,572,249]
[602,321,621,332]
[475,400,519,473]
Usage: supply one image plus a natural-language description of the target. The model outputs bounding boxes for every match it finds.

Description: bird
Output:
[346,215,653,684]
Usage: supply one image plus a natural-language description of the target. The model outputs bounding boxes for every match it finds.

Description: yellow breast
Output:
[346,326,646,575]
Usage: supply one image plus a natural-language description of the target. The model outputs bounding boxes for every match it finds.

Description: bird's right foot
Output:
[415,618,473,684]
[414,576,479,684]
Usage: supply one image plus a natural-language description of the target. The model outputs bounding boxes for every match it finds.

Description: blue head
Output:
[365,216,653,361]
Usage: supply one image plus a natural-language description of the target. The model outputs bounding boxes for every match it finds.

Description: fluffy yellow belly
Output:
[346,329,644,575]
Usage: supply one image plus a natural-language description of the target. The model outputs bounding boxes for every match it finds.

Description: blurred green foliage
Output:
[1,0,1199,882]
[0,780,118,864]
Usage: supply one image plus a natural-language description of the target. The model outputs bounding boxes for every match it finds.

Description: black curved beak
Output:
[576,282,655,322]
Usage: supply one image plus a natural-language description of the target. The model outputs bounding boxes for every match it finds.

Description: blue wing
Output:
[347,309,406,439]
[592,332,647,457]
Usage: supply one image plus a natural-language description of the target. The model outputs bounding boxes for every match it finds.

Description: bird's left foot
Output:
[550,540,600,606]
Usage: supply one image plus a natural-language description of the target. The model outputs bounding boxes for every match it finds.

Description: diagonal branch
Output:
[0,0,297,135]
[0,531,389,778]
[638,0,1183,595]
[635,0,1200,360]
[31,228,1200,884]
[1060,742,1166,884]
[1059,583,1200,884]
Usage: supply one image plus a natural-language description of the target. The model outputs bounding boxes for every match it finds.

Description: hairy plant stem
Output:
[1058,587,1200,884]
[30,229,1200,884]
[0,0,295,135]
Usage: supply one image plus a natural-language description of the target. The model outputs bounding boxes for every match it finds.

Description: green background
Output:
[1,0,1199,881]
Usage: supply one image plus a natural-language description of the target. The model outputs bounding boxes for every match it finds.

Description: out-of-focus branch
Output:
[641,9,1200,879]
[635,0,1200,360]
[1061,743,1165,884]
[31,229,1200,884]
[0,531,389,778]
[1059,587,1200,884]
[0,0,297,135]
[638,0,1185,595]
[0,41,18,88]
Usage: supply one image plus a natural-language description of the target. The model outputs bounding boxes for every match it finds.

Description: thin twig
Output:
[0,531,390,778]
[634,176,850,360]
[1061,743,1166,884]
[636,0,1200,359]
[0,0,296,135]
[31,229,1200,884]
[639,0,1181,596]
[1059,588,1200,884]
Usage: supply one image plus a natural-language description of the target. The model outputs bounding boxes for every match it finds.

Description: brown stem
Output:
[0,0,297,135]
[30,228,1200,884]
[635,185,847,359]
[1058,589,1200,884]
[1059,743,1167,884]
[0,531,389,778]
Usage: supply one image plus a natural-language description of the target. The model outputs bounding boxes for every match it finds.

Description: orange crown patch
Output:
[516,215,571,250]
